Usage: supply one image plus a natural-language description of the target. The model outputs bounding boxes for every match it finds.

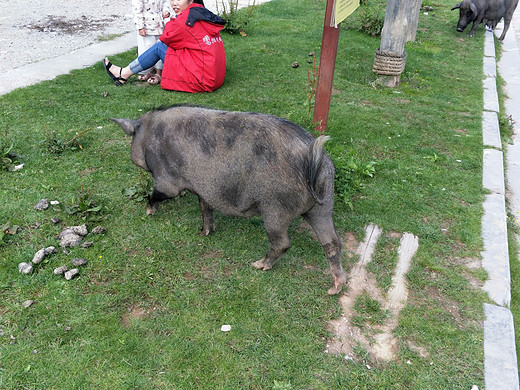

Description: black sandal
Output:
[103,59,127,86]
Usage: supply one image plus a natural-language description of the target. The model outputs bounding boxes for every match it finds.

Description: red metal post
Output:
[312,0,340,133]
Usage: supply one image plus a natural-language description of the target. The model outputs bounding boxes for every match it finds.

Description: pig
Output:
[112,104,346,295]
[451,0,519,40]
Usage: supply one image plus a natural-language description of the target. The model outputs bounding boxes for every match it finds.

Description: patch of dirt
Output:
[24,15,117,35]
[451,257,484,289]
[327,224,420,363]
[342,231,361,259]
[121,304,149,327]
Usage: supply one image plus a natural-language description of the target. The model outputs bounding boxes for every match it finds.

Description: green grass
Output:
[0,0,492,388]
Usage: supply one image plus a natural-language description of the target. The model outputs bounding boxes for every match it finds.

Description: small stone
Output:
[23,300,34,308]
[32,249,46,264]
[50,200,60,205]
[51,217,61,224]
[34,199,49,210]
[53,265,68,275]
[18,262,33,274]
[72,258,88,267]
[59,233,83,248]
[64,268,79,280]
[91,226,106,234]
[32,246,57,264]
[309,51,315,56]
[291,61,299,68]
[81,241,94,248]
[220,324,232,332]
[59,225,88,248]
[59,225,88,238]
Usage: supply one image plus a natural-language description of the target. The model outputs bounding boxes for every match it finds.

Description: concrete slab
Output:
[483,149,505,194]
[484,304,520,390]
[482,111,502,149]
[483,76,500,112]
[481,193,510,307]
[483,56,497,78]
[484,30,496,57]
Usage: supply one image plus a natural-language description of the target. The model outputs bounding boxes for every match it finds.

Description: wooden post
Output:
[312,0,340,133]
[373,0,420,87]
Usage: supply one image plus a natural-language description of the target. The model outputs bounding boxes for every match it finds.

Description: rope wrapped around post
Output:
[372,49,407,76]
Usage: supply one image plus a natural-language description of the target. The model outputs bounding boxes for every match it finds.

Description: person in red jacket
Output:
[104,0,226,93]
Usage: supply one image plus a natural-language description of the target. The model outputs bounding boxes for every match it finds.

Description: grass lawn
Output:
[0,0,501,388]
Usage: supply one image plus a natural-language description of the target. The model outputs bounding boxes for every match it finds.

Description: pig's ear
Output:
[110,118,141,136]
[451,2,461,9]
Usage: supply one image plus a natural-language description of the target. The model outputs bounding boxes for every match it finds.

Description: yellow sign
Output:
[331,0,360,27]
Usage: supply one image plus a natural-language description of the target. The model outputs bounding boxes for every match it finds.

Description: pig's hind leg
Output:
[252,214,291,271]
[304,207,346,295]
[198,198,215,236]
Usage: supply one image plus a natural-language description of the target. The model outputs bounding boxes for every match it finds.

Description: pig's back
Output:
[160,106,321,217]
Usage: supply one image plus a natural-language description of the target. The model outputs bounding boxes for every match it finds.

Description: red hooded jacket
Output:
[159,4,226,93]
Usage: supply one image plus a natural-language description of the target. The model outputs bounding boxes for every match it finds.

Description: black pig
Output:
[451,0,519,40]
[112,105,346,295]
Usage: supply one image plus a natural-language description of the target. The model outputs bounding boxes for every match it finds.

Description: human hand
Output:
[139,28,146,36]
[163,11,170,18]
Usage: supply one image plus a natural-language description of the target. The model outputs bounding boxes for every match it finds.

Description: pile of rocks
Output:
[17,199,106,280]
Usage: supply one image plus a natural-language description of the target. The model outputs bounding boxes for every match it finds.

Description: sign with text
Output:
[331,0,360,27]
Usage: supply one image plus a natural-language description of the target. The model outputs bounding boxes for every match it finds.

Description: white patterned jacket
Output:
[132,0,172,34]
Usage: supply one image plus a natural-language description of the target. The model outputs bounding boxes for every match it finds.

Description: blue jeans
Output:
[129,41,168,74]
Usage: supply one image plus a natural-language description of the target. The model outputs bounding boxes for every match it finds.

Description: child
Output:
[132,0,172,84]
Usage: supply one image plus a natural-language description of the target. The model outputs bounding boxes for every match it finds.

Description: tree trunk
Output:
[407,0,422,42]
[373,0,421,86]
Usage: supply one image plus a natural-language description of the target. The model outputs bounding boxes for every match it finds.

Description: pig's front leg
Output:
[146,188,169,215]
[198,198,215,236]
[146,179,182,216]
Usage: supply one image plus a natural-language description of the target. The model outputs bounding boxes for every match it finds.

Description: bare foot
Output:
[137,72,153,81]
[147,74,161,85]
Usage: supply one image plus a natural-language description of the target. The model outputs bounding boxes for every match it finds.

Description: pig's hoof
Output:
[198,225,215,236]
[146,205,157,216]
[252,259,272,271]
[327,276,346,295]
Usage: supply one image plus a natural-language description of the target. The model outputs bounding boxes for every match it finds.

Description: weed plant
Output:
[0,0,491,388]
[216,0,257,35]
[0,128,20,171]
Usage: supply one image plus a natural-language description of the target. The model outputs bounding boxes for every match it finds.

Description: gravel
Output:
[0,0,134,74]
